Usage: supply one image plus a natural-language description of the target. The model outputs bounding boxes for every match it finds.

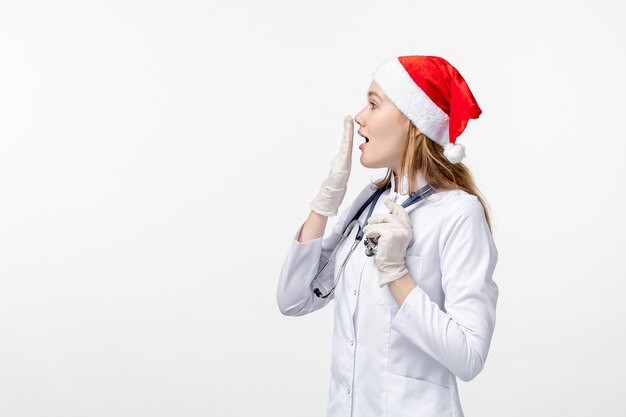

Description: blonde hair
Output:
[372,123,493,233]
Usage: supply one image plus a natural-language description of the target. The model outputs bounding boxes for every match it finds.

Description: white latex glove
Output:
[309,115,354,217]
[363,197,413,287]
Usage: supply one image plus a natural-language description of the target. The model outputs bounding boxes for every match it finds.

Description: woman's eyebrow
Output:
[368,91,382,100]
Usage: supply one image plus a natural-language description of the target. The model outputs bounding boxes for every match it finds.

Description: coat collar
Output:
[389,170,427,198]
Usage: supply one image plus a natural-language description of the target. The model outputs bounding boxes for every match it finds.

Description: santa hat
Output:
[372,55,482,164]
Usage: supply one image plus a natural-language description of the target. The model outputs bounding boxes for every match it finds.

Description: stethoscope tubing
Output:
[311,183,436,298]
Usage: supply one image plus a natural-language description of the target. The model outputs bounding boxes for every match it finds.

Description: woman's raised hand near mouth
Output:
[309,115,354,217]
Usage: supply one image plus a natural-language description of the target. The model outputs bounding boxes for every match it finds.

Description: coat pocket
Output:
[387,372,452,417]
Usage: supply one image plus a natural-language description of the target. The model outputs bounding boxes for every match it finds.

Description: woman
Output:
[276,55,498,417]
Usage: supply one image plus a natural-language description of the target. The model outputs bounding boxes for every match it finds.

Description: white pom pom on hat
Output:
[444,143,466,164]
[371,55,482,164]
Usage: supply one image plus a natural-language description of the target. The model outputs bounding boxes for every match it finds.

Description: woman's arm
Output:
[389,198,499,382]
[388,273,417,306]
[297,210,329,243]
[277,182,381,316]
[276,206,352,316]
[277,116,354,315]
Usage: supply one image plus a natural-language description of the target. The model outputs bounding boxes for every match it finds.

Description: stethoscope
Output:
[310,182,436,298]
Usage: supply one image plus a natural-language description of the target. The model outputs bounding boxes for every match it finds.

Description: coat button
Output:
[350,340,354,346]
[353,290,357,295]
[347,388,351,394]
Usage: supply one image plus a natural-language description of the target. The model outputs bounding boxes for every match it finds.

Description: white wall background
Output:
[1,0,624,416]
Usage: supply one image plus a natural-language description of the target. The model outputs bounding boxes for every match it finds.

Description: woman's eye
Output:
[369,102,376,109]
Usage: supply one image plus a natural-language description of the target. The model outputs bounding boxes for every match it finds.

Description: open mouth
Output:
[358,133,369,150]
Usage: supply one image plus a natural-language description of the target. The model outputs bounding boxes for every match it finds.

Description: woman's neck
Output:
[392,169,428,194]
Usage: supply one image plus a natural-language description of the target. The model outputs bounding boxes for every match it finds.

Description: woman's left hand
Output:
[363,197,413,287]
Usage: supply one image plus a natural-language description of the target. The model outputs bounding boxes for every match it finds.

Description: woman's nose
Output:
[354,108,364,126]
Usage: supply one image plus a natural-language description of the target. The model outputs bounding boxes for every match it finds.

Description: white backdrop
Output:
[1,0,624,416]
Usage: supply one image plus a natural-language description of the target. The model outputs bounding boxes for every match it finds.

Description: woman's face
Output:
[354,80,412,173]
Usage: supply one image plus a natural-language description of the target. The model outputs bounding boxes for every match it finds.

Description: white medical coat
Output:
[277,175,499,417]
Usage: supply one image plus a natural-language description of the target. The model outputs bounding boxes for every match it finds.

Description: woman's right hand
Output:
[309,115,354,217]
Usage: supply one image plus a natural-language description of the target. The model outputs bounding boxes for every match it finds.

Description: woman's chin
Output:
[359,156,382,169]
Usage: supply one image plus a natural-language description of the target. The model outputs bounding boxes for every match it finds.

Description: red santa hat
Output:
[372,55,482,164]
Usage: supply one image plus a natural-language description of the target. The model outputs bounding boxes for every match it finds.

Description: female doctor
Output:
[276,55,499,417]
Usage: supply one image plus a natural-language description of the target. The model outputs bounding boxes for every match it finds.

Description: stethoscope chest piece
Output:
[363,235,379,257]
